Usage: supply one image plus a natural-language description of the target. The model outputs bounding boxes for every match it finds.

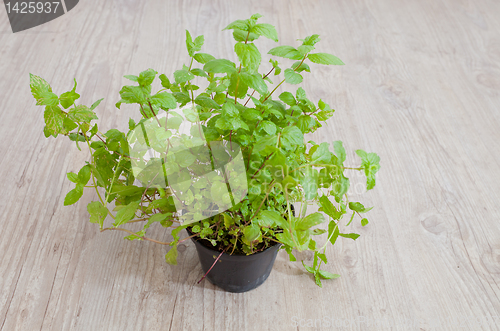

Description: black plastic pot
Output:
[188,229,282,293]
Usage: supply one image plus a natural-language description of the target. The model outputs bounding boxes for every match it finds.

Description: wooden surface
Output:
[1,0,500,330]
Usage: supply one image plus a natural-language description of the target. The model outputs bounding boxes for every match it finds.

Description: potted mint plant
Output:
[29,14,380,292]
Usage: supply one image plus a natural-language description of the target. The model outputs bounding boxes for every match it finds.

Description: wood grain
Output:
[1,0,500,330]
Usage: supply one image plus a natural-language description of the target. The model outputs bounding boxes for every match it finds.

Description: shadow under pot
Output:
[186,227,282,293]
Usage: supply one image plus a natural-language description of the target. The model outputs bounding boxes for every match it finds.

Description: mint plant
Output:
[30,13,380,287]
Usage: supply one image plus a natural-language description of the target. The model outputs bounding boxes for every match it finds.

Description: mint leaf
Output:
[308,53,344,65]
[68,105,98,123]
[59,79,80,109]
[151,92,177,109]
[259,120,277,135]
[279,92,296,106]
[318,270,340,279]
[195,95,220,109]
[174,69,194,84]
[87,201,108,227]
[301,34,320,46]
[319,195,342,219]
[250,23,278,42]
[297,45,314,55]
[284,69,303,84]
[281,125,304,149]
[37,91,59,106]
[223,19,249,31]
[30,73,52,101]
[193,53,215,64]
[361,218,369,226]
[234,42,261,72]
[295,212,325,231]
[291,61,310,73]
[113,200,140,226]
[165,246,178,265]
[328,221,340,245]
[339,233,360,240]
[67,172,78,183]
[348,202,373,213]
[43,105,65,137]
[356,149,381,190]
[268,46,303,60]
[333,140,346,164]
[124,75,138,82]
[242,222,261,245]
[138,69,157,86]
[203,59,237,74]
[300,168,319,200]
[240,72,268,95]
[77,165,91,185]
[90,98,104,111]
[64,183,84,206]
[159,74,171,89]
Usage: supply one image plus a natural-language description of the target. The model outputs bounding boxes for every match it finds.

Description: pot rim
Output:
[186,226,282,257]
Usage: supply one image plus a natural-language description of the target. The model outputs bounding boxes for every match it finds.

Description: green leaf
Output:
[268,46,303,60]
[348,202,373,213]
[297,45,315,55]
[284,69,303,84]
[223,19,249,31]
[295,212,325,231]
[339,233,360,240]
[77,165,91,185]
[90,98,104,111]
[29,73,52,101]
[191,68,208,78]
[64,183,84,206]
[59,79,80,109]
[234,42,261,72]
[328,221,339,245]
[240,72,268,95]
[281,125,304,149]
[68,105,98,123]
[318,270,340,279]
[151,92,177,109]
[195,95,221,109]
[361,218,369,226]
[174,69,194,84]
[356,149,381,190]
[308,53,344,65]
[300,168,319,200]
[113,200,140,227]
[87,201,108,227]
[118,85,148,105]
[193,53,216,64]
[301,260,315,274]
[124,75,138,82]
[43,105,65,137]
[301,34,321,46]
[311,142,331,163]
[232,29,259,42]
[333,140,346,164]
[221,102,239,117]
[291,61,310,73]
[165,246,178,265]
[259,120,277,135]
[256,210,284,228]
[138,69,157,86]
[319,195,342,219]
[203,59,237,74]
[37,91,59,106]
[159,74,171,89]
[67,172,79,183]
[279,92,296,106]
[243,222,260,244]
[250,23,278,42]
